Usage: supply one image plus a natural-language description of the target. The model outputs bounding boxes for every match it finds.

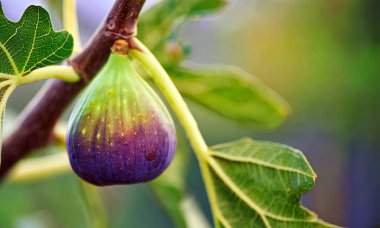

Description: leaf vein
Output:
[27,35,71,72]
[210,152,314,178]
[208,156,319,226]
[0,43,19,75]
[21,7,40,74]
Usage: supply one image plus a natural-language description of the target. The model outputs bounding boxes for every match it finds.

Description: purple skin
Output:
[66,53,176,186]
[67,109,176,186]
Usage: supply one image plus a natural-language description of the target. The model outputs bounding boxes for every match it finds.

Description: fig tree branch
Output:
[0,0,146,180]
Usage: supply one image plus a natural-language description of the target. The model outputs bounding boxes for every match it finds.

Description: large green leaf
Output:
[205,138,335,227]
[0,3,73,76]
[170,64,290,128]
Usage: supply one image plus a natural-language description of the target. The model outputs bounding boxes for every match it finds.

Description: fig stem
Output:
[69,0,146,81]
[129,38,208,159]
[63,0,81,53]
[130,38,220,226]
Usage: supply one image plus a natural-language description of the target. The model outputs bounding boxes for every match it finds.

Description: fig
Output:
[66,53,176,186]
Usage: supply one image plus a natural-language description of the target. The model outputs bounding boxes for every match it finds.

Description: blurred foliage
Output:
[138,0,290,129]
[45,0,63,19]
[148,132,190,228]
[169,63,290,128]
[0,174,86,228]
[78,181,108,228]
[219,0,380,141]
[138,0,226,56]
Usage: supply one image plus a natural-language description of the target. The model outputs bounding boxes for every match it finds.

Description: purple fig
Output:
[66,53,176,186]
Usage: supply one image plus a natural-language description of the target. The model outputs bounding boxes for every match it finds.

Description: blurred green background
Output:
[1,0,380,227]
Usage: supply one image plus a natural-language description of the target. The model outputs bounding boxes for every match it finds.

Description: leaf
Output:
[205,138,336,228]
[169,64,291,128]
[138,0,226,53]
[0,3,73,76]
[181,0,228,16]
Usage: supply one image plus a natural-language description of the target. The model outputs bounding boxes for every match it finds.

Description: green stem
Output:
[79,181,108,228]
[130,38,208,159]
[0,84,16,165]
[63,0,81,53]
[0,72,16,80]
[17,66,80,85]
[0,80,14,88]
[130,38,220,227]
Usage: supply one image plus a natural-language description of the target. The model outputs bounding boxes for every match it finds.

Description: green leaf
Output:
[169,64,291,128]
[181,0,228,16]
[0,3,73,76]
[204,138,336,227]
[138,0,226,54]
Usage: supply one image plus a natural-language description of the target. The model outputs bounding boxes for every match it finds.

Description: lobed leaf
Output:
[0,3,73,76]
[206,138,336,228]
[169,64,291,128]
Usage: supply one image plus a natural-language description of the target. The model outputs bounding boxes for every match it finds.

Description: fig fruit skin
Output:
[66,53,176,186]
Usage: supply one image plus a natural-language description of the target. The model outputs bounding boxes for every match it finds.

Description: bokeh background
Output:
[1,0,380,227]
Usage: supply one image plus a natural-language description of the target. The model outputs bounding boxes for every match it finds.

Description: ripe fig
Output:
[66,53,176,186]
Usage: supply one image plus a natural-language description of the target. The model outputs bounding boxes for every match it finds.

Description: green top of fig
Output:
[66,53,176,186]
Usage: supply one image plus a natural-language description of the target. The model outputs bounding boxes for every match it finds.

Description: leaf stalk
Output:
[17,66,80,85]
[63,0,81,53]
